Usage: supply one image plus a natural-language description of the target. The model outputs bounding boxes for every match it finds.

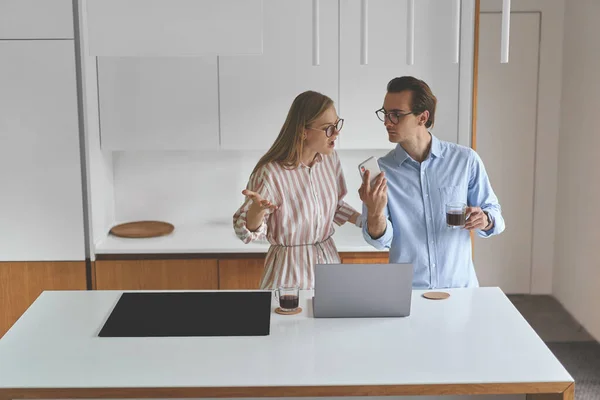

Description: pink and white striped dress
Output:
[233,151,359,289]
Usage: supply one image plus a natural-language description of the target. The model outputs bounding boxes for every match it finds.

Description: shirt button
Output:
[432,264,436,268]
[424,193,428,197]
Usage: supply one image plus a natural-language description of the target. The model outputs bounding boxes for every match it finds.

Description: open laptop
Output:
[312,263,413,318]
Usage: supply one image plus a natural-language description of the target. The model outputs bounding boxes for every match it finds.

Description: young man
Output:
[359,76,505,289]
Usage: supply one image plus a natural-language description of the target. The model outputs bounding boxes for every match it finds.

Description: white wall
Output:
[112,149,391,228]
[553,0,600,341]
[474,12,540,294]
[480,0,565,294]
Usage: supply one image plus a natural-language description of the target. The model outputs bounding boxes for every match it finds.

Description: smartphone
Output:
[358,156,382,185]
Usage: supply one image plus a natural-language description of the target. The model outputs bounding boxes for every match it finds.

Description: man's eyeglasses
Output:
[306,118,344,137]
[375,108,413,125]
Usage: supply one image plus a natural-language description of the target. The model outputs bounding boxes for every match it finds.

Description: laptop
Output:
[312,263,413,318]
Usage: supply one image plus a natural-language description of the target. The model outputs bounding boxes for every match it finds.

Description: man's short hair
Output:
[387,76,437,128]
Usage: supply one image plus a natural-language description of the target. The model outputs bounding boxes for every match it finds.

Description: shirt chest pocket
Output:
[438,185,467,212]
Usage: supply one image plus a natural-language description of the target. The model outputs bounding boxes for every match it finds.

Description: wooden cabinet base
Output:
[218,253,390,289]
[219,258,265,289]
[92,253,390,291]
[94,259,218,290]
[340,252,389,264]
[0,261,87,338]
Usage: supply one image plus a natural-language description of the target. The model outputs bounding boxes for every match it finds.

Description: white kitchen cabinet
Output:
[219,0,339,151]
[0,40,85,261]
[97,57,220,151]
[0,0,73,39]
[84,0,263,57]
[338,0,462,149]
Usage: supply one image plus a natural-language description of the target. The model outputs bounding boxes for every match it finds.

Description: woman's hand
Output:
[348,211,363,227]
[242,190,278,232]
[242,190,278,213]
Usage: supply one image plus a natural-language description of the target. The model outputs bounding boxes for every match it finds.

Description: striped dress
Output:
[233,151,359,289]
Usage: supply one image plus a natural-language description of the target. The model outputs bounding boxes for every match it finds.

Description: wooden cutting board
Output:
[109,221,175,238]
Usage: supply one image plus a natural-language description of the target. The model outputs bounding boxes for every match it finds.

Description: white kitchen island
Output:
[0,287,573,400]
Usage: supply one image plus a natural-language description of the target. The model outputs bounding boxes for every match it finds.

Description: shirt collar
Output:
[394,133,443,165]
[394,144,410,165]
[430,134,443,159]
[300,152,323,168]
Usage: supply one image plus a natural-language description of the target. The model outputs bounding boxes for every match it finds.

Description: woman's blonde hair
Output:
[251,90,333,177]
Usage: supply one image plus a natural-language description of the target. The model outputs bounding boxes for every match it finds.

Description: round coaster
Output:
[275,307,302,315]
[423,291,450,300]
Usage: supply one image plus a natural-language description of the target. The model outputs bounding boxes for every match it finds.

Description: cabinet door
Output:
[95,260,219,290]
[0,0,73,39]
[340,252,389,264]
[0,261,87,338]
[219,258,265,290]
[219,0,339,150]
[98,57,219,151]
[339,0,460,149]
[85,0,262,56]
[0,40,86,261]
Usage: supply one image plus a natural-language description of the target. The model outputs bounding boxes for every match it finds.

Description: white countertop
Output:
[94,220,381,254]
[0,287,572,390]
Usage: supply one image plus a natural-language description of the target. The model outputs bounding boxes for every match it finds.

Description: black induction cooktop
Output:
[98,291,272,337]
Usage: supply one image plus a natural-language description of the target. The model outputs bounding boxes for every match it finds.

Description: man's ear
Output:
[419,110,430,125]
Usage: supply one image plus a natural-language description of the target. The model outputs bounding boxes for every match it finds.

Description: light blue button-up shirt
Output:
[361,135,505,289]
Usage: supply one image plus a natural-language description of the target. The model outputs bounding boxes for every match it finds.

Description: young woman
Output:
[233,91,361,290]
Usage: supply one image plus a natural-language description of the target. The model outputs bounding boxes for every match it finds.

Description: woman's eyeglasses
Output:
[375,108,413,125]
[306,118,344,138]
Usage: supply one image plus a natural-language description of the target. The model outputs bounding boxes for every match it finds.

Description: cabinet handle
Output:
[453,0,461,64]
[406,0,414,65]
[313,0,320,66]
[501,0,511,63]
[360,0,368,65]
